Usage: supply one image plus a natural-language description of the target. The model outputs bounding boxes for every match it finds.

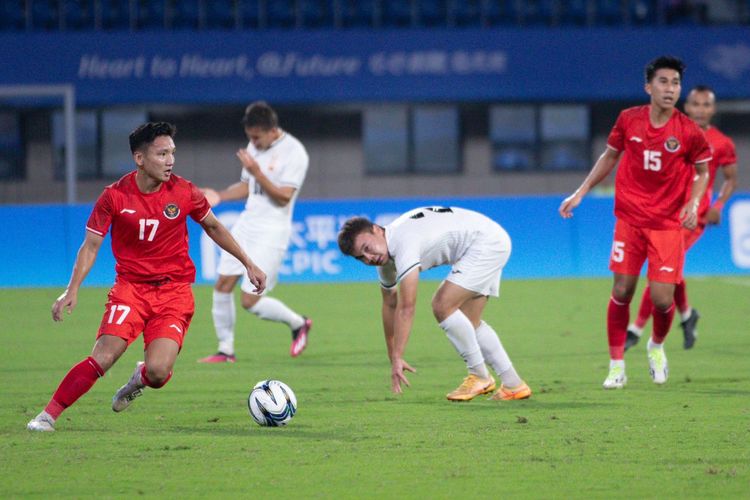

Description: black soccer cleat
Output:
[624,328,641,352]
[681,308,700,350]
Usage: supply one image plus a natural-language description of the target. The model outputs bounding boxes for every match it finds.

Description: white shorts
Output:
[445,224,511,297]
[216,215,289,295]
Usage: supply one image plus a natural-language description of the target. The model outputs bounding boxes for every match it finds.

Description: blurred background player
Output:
[626,85,738,351]
[198,101,311,363]
[27,122,265,432]
[338,207,531,402]
[559,56,711,389]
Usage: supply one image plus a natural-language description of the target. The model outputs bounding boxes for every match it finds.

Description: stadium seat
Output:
[298,0,335,28]
[205,0,236,29]
[449,0,482,27]
[339,0,375,28]
[593,0,624,25]
[520,0,558,26]
[484,0,521,26]
[381,0,415,27]
[0,0,27,30]
[237,0,260,29]
[418,0,448,27]
[135,0,166,30]
[629,0,657,25]
[99,0,131,30]
[266,0,296,28]
[31,0,60,30]
[558,0,590,26]
[62,0,96,30]
[169,0,202,29]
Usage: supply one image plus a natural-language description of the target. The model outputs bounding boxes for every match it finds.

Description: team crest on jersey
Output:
[664,136,681,153]
[163,203,180,219]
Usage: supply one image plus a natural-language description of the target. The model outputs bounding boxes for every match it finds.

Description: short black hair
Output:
[338,217,375,256]
[690,84,714,94]
[241,101,278,130]
[645,55,685,82]
[129,122,176,153]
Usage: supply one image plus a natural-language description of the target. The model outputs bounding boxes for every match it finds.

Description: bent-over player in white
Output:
[199,102,312,363]
[338,206,531,401]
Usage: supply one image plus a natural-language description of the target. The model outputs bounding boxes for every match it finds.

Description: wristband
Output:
[712,200,725,211]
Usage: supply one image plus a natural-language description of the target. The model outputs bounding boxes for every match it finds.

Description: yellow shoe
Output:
[490,382,532,401]
[446,374,496,401]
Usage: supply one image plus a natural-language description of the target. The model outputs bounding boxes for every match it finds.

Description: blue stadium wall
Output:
[1,28,749,103]
[2,194,749,287]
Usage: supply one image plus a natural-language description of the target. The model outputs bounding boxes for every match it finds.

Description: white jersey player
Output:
[199,102,312,363]
[338,207,531,401]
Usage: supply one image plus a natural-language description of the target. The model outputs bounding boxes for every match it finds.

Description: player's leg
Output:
[433,281,495,401]
[625,284,653,351]
[113,282,192,411]
[678,226,702,349]
[238,244,310,357]
[460,296,530,401]
[198,273,241,363]
[27,334,128,432]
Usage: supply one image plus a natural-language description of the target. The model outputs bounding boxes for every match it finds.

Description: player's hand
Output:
[52,290,77,322]
[390,358,416,394]
[245,263,267,294]
[680,202,698,230]
[706,207,721,225]
[236,149,261,177]
[559,192,582,219]
[201,187,221,207]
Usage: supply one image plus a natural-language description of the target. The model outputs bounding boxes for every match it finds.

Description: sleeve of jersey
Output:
[188,182,212,222]
[721,138,738,166]
[278,148,309,189]
[85,190,113,237]
[606,113,626,152]
[688,126,713,165]
[377,261,398,289]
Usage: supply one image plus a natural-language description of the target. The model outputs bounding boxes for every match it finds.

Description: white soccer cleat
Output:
[648,346,669,384]
[112,361,146,412]
[27,411,55,432]
[602,365,627,389]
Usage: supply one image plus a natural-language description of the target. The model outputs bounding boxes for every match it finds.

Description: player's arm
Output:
[680,161,710,230]
[200,211,267,294]
[389,271,419,394]
[202,181,249,207]
[706,162,738,225]
[52,231,104,321]
[559,147,621,218]
[236,148,296,206]
[381,286,398,360]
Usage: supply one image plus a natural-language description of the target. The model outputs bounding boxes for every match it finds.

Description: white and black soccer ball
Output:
[247,379,297,427]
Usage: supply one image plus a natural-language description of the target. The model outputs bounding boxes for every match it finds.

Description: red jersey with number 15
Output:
[607,105,712,230]
[86,171,211,283]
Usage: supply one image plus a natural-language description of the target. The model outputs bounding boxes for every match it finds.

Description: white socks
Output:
[212,290,236,355]
[680,307,692,322]
[475,321,523,388]
[439,310,489,379]
[647,338,663,350]
[248,296,305,331]
[627,324,643,337]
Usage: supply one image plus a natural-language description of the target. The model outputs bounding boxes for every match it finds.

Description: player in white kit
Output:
[199,102,312,363]
[338,207,531,401]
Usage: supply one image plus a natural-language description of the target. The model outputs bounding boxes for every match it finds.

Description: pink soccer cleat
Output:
[290,317,312,357]
[197,352,236,364]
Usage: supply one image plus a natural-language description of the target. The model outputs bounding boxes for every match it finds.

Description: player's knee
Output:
[611,283,635,302]
[651,295,674,311]
[144,366,172,388]
[431,299,454,323]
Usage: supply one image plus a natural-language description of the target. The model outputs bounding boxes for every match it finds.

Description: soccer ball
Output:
[247,379,297,427]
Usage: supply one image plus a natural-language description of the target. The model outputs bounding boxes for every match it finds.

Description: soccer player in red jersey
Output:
[559,56,712,389]
[27,122,266,432]
[626,85,738,351]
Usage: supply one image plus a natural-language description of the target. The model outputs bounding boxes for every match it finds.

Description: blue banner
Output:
[1,28,749,104]
[1,194,749,288]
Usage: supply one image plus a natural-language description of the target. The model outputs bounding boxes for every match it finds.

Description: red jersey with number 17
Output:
[86,171,211,283]
[607,105,712,230]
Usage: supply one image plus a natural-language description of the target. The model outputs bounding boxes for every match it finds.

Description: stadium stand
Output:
[2,0,746,32]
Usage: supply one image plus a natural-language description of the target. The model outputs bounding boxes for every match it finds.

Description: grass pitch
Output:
[1,278,749,498]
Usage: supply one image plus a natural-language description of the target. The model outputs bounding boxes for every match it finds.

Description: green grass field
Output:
[1,278,749,498]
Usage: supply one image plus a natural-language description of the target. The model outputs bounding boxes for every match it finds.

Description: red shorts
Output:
[609,219,684,284]
[682,223,706,252]
[97,279,194,349]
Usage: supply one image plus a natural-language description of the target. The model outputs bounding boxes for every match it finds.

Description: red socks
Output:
[607,296,630,360]
[652,303,676,344]
[634,286,653,329]
[140,363,172,389]
[45,356,104,420]
[674,280,688,313]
